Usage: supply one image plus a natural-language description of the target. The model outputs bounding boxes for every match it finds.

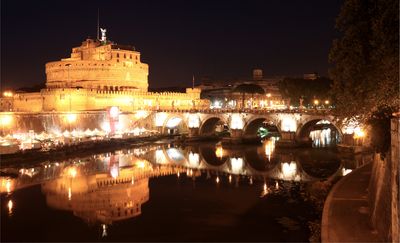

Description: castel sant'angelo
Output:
[1,29,209,112]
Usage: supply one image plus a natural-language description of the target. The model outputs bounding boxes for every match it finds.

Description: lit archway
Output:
[164,116,187,135]
[244,118,281,138]
[296,119,342,147]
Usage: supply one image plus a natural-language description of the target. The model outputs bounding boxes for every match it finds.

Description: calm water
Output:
[1,139,361,242]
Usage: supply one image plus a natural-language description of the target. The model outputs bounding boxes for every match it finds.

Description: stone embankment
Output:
[322,117,399,242]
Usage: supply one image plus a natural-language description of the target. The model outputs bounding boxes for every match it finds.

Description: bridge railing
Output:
[152,107,333,115]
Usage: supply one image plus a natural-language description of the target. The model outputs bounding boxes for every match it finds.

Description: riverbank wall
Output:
[0,111,155,135]
[368,117,399,242]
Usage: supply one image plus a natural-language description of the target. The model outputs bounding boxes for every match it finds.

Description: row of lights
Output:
[3,91,13,97]
[313,99,330,105]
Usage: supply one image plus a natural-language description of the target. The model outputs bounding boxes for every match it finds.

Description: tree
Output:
[329,0,399,120]
[329,0,399,154]
[278,77,333,107]
[232,83,265,108]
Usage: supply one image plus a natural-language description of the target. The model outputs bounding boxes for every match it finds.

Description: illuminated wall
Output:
[45,39,149,91]
[8,88,209,112]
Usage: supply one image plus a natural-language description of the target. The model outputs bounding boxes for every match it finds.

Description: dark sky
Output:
[1,0,342,89]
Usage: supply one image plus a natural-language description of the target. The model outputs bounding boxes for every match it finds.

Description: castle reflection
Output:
[41,163,151,224]
[1,139,344,225]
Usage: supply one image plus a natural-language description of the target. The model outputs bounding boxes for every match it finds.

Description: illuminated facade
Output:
[1,32,209,112]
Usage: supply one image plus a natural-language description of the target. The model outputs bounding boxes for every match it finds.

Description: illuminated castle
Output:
[1,29,209,112]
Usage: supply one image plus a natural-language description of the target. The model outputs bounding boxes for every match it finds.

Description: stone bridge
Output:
[146,109,343,142]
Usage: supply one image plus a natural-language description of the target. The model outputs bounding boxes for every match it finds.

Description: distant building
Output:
[199,69,286,109]
[303,72,319,80]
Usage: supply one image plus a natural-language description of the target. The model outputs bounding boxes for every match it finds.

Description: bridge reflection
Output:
[1,140,344,225]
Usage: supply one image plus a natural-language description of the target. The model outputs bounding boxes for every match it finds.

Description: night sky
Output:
[1,0,342,90]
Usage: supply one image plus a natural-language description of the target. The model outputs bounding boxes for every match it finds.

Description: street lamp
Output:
[324,100,330,105]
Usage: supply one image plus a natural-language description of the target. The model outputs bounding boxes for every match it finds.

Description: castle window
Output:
[130,54,132,59]
[117,59,119,63]
[117,53,120,58]
[124,54,126,59]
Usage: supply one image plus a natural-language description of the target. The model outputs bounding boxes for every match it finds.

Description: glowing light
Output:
[135,110,148,119]
[281,116,297,132]
[188,152,200,168]
[314,99,319,105]
[177,172,180,178]
[66,113,77,123]
[136,160,146,169]
[109,106,119,118]
[3,91,13,97]
[131,176,135,184]
[353,127,365,138]
[6,179,11,193]
[275,181,279,190]
[188,114,200,128]
[68,187,72,200]
[342,118,362,134]
[281,162,299,181]
[264,139,275,161]
[310,128,332,147]
[266,93,271,98]
[0,115,13,126]
[211,100,222,109]
[316,120,331,124]
[230,114,244,129]
[102,224,108,237]
[215,146,225,159]
[7,200,13,215]
[216,176,220,184]
[101,122,111,133]
[110,164,119,178]
[342,168,352,176]
[249,177,253,185]
[166,148,184,161]
[155,149,167,164]
[155,113,168,127]
[166,117,182,128]
[324,100,330,105]
[261,183,269,197]
[228,175,232,183]
[69,167,77,178]
[230,157,244,174]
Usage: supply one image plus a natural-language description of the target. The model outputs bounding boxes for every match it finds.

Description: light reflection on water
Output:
[0,139,355,241]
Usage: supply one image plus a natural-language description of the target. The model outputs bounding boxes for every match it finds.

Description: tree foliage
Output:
[329,0,399,120]
[278,77,333,106]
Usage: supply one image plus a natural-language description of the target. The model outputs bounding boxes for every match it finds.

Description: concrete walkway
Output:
[321,162,384,242]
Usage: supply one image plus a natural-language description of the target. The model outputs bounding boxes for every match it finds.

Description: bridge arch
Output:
[243,117,281,137]
[296,118,342,143]
[199,116,226,135]
[163,114,188,134]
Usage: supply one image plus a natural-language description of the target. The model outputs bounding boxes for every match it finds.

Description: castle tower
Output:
[45,36,149,91]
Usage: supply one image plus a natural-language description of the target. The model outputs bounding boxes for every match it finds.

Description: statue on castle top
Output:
[100,28,107,42]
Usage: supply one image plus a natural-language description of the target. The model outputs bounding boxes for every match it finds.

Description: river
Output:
[0,138,369,242]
